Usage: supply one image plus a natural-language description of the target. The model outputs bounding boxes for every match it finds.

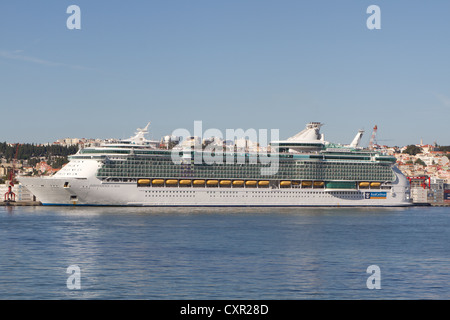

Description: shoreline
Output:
[1,201,42,206]
[1,201,448,207]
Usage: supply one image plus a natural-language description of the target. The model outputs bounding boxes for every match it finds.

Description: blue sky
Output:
[1,1,449,146]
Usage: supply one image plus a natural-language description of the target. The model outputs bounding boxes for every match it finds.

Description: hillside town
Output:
[1,136,449,205]
[379,143,449,205]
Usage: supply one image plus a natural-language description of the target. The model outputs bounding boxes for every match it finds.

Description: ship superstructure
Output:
[19,122,412,207]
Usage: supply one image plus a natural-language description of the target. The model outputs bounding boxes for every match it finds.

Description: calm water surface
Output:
[0,205,449,299]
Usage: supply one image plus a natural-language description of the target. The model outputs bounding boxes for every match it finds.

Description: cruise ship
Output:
[18,122,412,207]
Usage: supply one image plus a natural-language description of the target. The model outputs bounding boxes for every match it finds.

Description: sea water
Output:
[0,205,449,299]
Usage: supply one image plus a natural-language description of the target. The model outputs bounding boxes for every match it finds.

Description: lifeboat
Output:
[219,180,231,186]
[207,180,219,186]
[166,179,178,185]
[193,180,205,185]
[246,180,257,187]
[359,182,370,187]
[179,179,192,185]
[301,181,312,187]
[233,180,244,186]
[137,179,150,185]
[370,182,381,188]
[313,181,324,187]
[258,180,270,187]
[280,181,291,187]
[152,179,164,185]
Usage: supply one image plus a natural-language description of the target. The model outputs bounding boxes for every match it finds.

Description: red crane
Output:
[4,144,20,202]
[368,125,378,150]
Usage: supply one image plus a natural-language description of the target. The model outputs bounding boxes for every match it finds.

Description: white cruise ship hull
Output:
[19,169,412,207]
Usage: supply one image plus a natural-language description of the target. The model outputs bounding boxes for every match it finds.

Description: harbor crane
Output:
[368,125,378,150]
[4,143,19,202]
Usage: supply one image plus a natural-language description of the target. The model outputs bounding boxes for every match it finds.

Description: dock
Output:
[1,201,42,206]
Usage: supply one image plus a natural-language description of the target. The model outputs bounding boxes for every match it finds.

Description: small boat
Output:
[152,179,164,185]
[137,179,150,185]
[220,180,231,186]
[359,182,370,187]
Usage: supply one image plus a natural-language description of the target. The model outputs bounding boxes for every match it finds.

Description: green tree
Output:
[414,158,426,166]
[49,156,69,169]
[403,145,423,156]
[0,142,80,177]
